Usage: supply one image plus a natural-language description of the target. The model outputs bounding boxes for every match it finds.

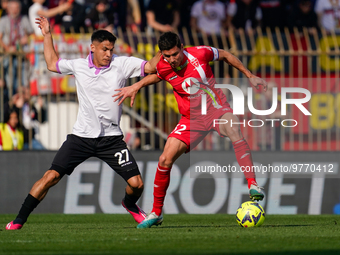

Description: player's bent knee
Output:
[136,182,144,191]
[133,180,144,191]
[158,154,166,165]
[227,126,242,140]
[158,154,173,168]
[127,175,144,190]
[43,170,61,187]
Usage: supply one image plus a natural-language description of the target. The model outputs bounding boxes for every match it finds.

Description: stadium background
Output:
[1,0,340,216]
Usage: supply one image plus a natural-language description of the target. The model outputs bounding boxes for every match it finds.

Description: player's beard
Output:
[170,62,179,69]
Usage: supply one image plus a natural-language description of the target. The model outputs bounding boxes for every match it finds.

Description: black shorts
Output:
[50,134,140,181]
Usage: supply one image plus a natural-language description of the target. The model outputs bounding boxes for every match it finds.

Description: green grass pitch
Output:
[1,214,340,255]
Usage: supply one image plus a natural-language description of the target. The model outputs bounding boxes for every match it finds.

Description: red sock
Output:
[232,138,257,188]
[152,164,171,216]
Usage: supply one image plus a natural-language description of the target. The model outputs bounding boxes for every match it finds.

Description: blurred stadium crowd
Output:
[0,0,334,34]
[0,0,339,151]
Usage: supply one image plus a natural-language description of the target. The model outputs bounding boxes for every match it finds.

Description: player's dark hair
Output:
[158,32,182,51]
[91,30,116,44]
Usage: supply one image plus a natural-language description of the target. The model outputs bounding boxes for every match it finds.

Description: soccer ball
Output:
[236,201,265,227]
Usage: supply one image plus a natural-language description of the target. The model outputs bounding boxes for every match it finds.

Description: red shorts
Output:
[168,105,233,152]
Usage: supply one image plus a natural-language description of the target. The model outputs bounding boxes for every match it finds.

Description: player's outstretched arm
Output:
[35,16,59,73]
[144,51,162,74]
[218,49,267,91]
[113,74,161,106]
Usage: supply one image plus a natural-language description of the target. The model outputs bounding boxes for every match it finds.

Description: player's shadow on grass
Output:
[143,224,313,229]
[125,225,240,229]
[261,224,313,227]
[229,251,340,255]
[125,224,314,229]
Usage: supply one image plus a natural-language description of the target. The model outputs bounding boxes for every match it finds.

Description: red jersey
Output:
[156,46,229,118]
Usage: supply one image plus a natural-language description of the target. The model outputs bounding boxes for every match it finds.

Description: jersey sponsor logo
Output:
[190,57,200,68]
[196,46,212,51]
[182,77,200,94]
[169,75,178,80]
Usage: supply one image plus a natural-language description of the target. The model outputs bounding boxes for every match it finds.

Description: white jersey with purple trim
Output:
[57,53,146,138]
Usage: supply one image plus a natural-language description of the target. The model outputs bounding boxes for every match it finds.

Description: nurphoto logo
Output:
[200,84,312,128]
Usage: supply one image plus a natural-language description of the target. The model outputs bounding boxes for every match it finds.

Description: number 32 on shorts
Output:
[172,124,187,135]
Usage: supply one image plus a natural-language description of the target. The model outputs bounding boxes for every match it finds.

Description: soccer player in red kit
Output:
[114,32,267,228]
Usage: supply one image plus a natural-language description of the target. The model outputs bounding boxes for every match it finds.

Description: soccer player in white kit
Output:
[6,16,159,230]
